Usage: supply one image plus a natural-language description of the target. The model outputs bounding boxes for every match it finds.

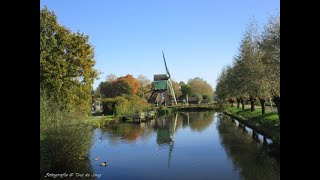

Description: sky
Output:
[40,0,279,90]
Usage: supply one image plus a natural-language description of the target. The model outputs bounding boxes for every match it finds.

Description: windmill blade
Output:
[167,79,178,105]
[162,51,171,78]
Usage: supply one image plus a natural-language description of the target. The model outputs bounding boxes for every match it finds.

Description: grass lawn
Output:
[225,107,279,140]
[82,115,117,127]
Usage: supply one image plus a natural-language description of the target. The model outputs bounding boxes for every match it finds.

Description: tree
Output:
[216,16,280,115]
[118,74,141,94]
[260,14,280,117]
[99,79,132,98]
[181,84,192,99]
[106,74,117,82]
[137,74,152,100]
[235,19,262,112]
[188,77,214,97]
[170,79,182,101]
[40,7,98,115]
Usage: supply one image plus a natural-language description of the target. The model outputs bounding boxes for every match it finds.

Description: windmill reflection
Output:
[155,113,178,168]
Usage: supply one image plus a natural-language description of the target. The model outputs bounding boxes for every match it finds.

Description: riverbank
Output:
[157,104,216,115]
[83,104,217,127]
[82,115,119,127]
[224,107,279,141]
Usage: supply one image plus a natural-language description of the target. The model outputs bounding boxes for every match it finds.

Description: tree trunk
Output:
[228,98,234,107]
[236,98,240,108]
[249,96,256,112]
[273,96,280,119]
[259,97,266,114]
[241,97,245,111]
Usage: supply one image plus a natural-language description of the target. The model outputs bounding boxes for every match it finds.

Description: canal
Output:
[87,111,279,180]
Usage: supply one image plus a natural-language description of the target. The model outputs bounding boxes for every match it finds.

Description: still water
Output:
[89,112,279,180]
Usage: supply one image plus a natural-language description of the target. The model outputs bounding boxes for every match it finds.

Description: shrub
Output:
[102,95,151,117]
[101,98,117,115]
[194,93,203,103]
[40,92,93,175]
[202,94,213,102]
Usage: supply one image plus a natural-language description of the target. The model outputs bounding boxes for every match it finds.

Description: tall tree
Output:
[260,14,280,116]
[40,7,98,115]
[236,19,262,112]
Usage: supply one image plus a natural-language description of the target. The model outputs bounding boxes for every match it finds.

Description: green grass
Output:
[225,107,280,140]
[82,115,117,127]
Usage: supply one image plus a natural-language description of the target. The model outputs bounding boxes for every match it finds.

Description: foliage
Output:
[193,93,203,103]
[260,14,280,98]
[40,7,97,116]
[101,98,117,115]
[188,77,214,97]
[137,74,152,100]
[118,74,141,94]
[180,84,192,98]
[101,95,151,117]
[202,94,213,102]
[215,14,280,115]
[170,79,182,99]
[100,79,133,98]
[40,92,93,175]
[99,74,141,98]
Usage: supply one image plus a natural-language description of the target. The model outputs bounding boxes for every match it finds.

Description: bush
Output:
[102,95,151,117]
[202,94,213,102]
[216,100,228,111]
[101,98,117,115]
[194,93,203,103]
[40,92,93,175]
[114,96,130,117]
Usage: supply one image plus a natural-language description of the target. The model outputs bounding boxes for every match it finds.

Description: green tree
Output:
[100,79,132,98]
[186,77,214,105]
[260,14,280,116]
[181,84,192,100]
[236,19,262,112]
[188,77,214,97]
[40,7,98,115]
[170,79,182,101]
[137,74,152,100]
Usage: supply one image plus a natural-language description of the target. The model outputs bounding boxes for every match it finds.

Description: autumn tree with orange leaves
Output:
[118,74,141,94]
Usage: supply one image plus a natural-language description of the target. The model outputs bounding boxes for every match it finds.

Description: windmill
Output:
[148,51,177,106]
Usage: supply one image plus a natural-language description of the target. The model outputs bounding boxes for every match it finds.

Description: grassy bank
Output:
[156,104,216,115]
[82,115,118,127]
[224,107,279,141]
[82,104,217,127]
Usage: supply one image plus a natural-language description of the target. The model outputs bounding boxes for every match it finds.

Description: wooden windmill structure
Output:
[148,51,177,106]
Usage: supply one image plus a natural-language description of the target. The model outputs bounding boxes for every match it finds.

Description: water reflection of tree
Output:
[217,114,280,180]
[180,111,215,132]
[101,122,155,145]
[105,124,144,143]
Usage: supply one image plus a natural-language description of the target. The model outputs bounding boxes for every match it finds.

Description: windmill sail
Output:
[162,51,171,78]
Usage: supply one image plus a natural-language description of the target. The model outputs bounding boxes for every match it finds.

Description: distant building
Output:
[92,98,102,112]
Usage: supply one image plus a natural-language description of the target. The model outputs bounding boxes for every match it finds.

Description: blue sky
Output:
[40,0,279,90]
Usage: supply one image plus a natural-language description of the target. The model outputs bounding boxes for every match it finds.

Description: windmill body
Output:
[148,52,177,106]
